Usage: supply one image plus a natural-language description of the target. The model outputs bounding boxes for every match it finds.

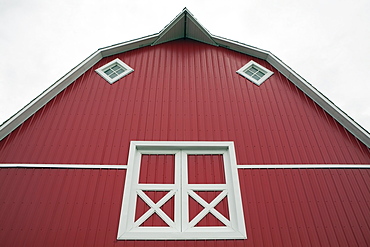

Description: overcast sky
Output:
[1,0,369,133]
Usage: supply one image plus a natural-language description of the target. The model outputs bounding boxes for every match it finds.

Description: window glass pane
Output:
[249,66,258,73]
[116,68,126,74]
[245,69,254,76]
[111,64,121,71]
[256,71,265,77]
[104,68,113,75]
[252,74,261,80]
[108,72,117,79]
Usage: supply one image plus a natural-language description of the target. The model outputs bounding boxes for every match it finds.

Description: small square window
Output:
[96,58,134,84]
[117,141,247,240]
[237,61,273,86]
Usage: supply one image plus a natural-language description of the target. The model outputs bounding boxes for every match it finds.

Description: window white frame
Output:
[117,141,247,240]
[95,58,134,84]
[237,60,274,86]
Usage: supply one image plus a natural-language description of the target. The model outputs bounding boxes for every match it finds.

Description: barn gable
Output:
[0,8,369,247]
[1,37,369,165]
[0,8,369,147]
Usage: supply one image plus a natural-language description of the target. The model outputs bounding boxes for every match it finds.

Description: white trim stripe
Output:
[1,164,369,169]
[0,164,127,169]
[237,164,370,169]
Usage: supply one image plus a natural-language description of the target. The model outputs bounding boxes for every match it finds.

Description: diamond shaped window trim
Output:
[96,58,134,84]
[237,60,273,86]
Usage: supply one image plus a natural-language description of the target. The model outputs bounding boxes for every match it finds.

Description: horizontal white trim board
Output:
[0,164,369,169]
[237,164,370,169]
[0,164,127,169]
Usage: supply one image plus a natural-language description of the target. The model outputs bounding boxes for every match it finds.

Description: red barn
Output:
[1,8,369,246]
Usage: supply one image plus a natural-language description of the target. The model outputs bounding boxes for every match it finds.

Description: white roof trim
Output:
[0,8,369,147]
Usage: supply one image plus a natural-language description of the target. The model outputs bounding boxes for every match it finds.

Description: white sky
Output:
[1,0,369,133]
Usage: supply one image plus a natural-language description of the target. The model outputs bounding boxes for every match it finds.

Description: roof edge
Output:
[0,34,159,141]
[213,36,369,147]
[266,52,370,147]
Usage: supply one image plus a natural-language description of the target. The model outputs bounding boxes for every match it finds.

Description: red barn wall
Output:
[0,168,369,246]
[0,39,370,246]
[0,39,369,164]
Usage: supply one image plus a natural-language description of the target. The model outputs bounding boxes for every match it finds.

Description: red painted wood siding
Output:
[0,39,369,164]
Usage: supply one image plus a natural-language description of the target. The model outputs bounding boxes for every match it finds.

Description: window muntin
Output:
[245,65,265,80]
[117,141,246,240]
[95,58,134,84]
[237,60,273,86]
[104,64,126,79]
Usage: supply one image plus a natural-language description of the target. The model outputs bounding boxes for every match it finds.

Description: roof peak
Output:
[152,8,218,46]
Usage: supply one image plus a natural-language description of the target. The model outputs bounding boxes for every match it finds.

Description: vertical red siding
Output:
[239,168,370,247]
[188,155,225,184]
[0,168,369,246]
[139,154,175,184]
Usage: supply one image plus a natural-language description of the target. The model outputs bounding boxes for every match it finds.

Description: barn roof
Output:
[0,8,369,147]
